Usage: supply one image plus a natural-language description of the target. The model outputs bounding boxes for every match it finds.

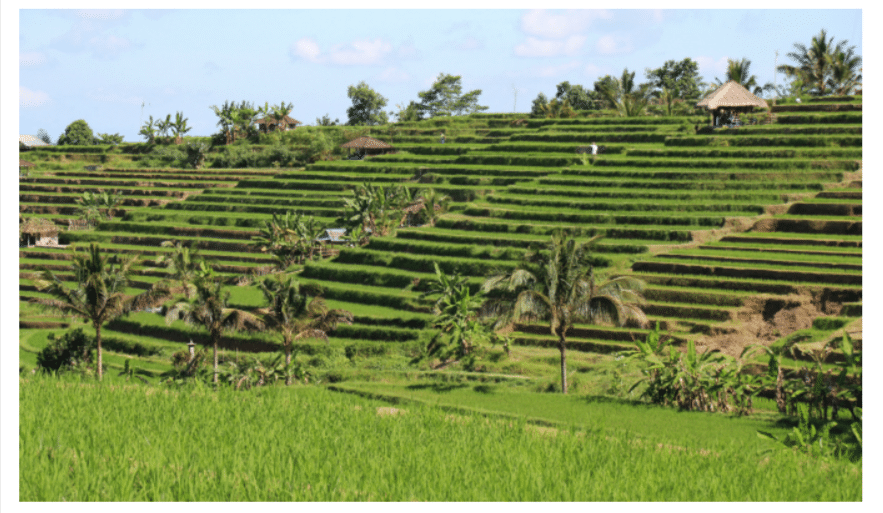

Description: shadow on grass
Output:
[406,383,470,393]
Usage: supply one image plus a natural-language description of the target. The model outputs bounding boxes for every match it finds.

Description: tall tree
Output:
[530,92,550,116]
[156,240,203,300]
[827,46,862,95]
[645,58,705,100]
[32,244,168,381]
[346,81,389,126]
[595,68,654,117]
[481,233,647,394]
[171,111,191,143]
[57,119,97,146]
[554,81,598,110]
[715,58,768,96]
[258,275,353,384]
[36,128,52,145]
[417,73,489,118]
[778,29,853,96]
[165,269,264,384]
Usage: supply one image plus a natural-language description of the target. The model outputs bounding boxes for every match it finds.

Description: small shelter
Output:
[20,159,35,176]
[315,228,348,246]
[20,218,59,247]
[340,136,394,158]
[255,115,301,133]
[696,81,769,127]
[19,134,52,149]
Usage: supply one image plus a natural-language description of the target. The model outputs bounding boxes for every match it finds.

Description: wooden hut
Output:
[255,115,301,133]
[340,136,394,159]
[20,218,59,247]
[20,159,35,177]
[696,81,769,127]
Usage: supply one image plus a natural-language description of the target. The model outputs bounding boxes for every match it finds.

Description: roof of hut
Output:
[254,115,301,126]
[696,81,769,110]
[19,134,52,147]
[19,159,35,167]
[340,136,392,149]
[315,228,348,243]
[20,217,59,235]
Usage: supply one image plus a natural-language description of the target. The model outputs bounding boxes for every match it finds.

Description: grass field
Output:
[19,376,861,501]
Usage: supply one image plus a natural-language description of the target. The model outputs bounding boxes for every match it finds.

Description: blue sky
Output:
[13,6,863,142]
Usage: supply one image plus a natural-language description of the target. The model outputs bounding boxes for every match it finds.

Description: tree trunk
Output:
[213,336,219,384]
[775,360,786,413]
[95,322,103,381]
[558,332,568,394]
[285,338,292,386]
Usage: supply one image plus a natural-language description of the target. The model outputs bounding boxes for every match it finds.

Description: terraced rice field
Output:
[19,97,861,374]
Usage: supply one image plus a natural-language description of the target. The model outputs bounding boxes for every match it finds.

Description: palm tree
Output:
[715,58,769,96]
[270,101,295,131]
[257,275,353,384]
[418,188,451,227]
[156,240,203,300]
[156,114,173,142]
[171,111,191,144]
[32,243,168,381]
[481,233,647,394]
[139,115,157,144]
[210,101,236,144]
[778,29,849,96]
[827,47,862,95]
[597,68,653,117]
[164,270,264,384]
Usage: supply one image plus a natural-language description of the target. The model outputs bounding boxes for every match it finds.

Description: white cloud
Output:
[20,51,47,67]
[328,39,393,65]
[696,56,729,78]
[20,86,51,108]
[51,18,136,58]
[515,35,585,57]
[290,37,394,66]
[521,9,612,39]
[595,35,632,55]
[291,37,322,63]
[583,63,604,77]
[377,66,410,82]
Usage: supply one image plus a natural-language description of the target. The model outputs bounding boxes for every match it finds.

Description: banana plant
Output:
[139,115,157,144]
[172,111,191,143]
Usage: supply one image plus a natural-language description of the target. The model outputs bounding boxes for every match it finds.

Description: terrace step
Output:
[749,217,861,235]
[641,301,732,322]
[787,203,861,216]
[515,323,688,344]
[816,191,861,200]
[634,272,861,300]
[719,234,861,248]
[511,335,635,354]
[632,261,861,286]
[655,253,862,272]
[698,244,860,258]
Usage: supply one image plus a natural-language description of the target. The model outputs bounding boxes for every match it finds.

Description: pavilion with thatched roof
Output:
[20,217,59,247]
[340,136,395,158]
[697,80,769,127]
[255,115,301,133]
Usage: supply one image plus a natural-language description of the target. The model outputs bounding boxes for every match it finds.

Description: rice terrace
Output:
[14,9,862,503]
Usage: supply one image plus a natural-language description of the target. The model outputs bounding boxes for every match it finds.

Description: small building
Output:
[696,81,769,127]
[315,228,348,246]
[20,159,35,176]
[19,134,52,149]
[254,115,301,133]
[340,136,395,158]
[20,218,60,248]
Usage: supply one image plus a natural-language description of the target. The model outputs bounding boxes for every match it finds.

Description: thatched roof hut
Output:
[255,115,301,132]
[20,217,59,236]
[341,136,394,157]
[19,159,35,168]
[697,81,769,126]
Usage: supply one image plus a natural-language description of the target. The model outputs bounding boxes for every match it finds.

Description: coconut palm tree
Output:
[596,68,653,117]
[827,47,862,95]
[156,114,173,142]
[778,29,850,96]
[171,111,192,144]
[714,58,771,96]
[156,240,203,300]
[32,243,168,381]
[164,269,264,384]
[481,232,647,394]
[257,275,353,384]
[139,115,157,144]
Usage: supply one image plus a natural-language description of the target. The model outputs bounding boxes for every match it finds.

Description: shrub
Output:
[36,328,96,374]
